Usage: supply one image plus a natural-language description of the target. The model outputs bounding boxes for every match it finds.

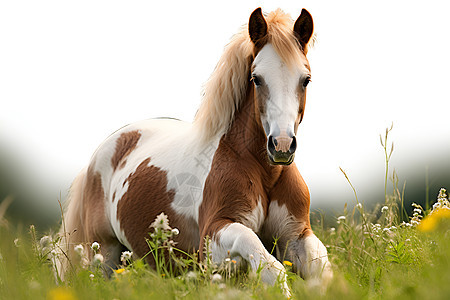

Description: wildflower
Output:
[381,206,388,213]
[211,273,223,283]
[115,268,125,274]
[249,254,254,260]
[89,274,95,279]
[74,244,84,256]
[120,251,133,263]
[14,238,20,247]
[330,227,336,234]
[92,253,104,266]
[231,259,237,264]
[225,258,231,262]
[48,287,76,300]
[418,208,450,232]
[40,236,52,249]
[283,260,293,266]
[91,242,100,253]
[171,228,179,236]
[413,208,422,214]
[356,203,362,209]
[337,216,346,224]
[151,212,171,231]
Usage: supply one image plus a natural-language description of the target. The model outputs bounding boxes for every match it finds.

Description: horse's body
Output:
[60,8,332,296]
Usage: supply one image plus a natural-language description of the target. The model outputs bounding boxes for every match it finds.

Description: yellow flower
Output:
[48,287,76,300]
[114,268,125,274]
[418,208,450,232]
[283,260,293,266]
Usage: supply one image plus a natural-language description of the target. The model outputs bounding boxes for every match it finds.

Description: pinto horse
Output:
[59,8,332,295]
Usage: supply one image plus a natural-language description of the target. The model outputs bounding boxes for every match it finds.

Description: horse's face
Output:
[249,8,313,165]
[252,44,310,165]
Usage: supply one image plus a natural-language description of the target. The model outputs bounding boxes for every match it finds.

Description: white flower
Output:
[413,208,422,214]
[356,203,362,209]
[330,227,336,234]
[74,244,84,256]
[120,251,133,262]
[91,242,100,252]
[92,253,104,266]
[211,273,223,283]
[14,238,20,247]
[89,274,95,279]
[249,254,254,260]
[150,212,171,231]
[381,206,389,213]
[337,216,346,224]
[171,228,179,236]
[225,258,231,262]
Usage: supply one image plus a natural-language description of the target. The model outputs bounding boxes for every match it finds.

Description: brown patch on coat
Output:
[111,130,141,171]
[117,158,199,263]
[81,166,118,259]
[198,84,281,258]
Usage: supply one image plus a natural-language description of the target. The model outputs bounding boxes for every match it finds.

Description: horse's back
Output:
[81,118,213,257]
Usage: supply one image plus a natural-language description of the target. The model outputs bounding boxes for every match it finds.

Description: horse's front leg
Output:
[201,221,290,297]
[265,166,333,287]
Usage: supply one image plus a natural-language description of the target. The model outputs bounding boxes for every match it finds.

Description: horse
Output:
[58,8,332,296]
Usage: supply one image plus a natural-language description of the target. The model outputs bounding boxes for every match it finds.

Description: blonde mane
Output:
[193,9,306,142]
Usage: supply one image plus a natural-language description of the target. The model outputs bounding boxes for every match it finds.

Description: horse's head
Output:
[249,8,314,165]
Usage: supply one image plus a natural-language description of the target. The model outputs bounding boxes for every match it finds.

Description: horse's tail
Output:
[55,168,87,281]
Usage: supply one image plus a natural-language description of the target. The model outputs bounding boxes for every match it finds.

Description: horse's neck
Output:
[221,85,283,183]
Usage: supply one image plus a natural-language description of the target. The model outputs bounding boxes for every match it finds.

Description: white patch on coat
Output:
[252,44,310,137]
[89,119,220,253]
[241,198,265,233]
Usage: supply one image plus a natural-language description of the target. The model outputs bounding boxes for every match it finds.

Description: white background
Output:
[1,1,449,216]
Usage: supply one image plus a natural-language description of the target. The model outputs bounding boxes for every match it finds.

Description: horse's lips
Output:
[268,152,295,165]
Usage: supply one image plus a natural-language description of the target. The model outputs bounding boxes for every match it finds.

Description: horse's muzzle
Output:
[267,135,296,165]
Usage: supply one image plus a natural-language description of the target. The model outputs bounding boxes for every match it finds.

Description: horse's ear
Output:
[249,8,268,44]
[294,9,314,51]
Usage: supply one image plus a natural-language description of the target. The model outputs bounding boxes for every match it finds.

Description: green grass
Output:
[1,127,450,299]
[1,191,450,300]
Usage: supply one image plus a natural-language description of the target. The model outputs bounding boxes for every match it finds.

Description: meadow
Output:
[1,129,449,300]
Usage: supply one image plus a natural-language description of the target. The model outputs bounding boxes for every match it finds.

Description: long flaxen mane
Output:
[193,9,307,142]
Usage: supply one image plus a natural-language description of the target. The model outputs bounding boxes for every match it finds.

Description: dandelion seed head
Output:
[92,253,104,266]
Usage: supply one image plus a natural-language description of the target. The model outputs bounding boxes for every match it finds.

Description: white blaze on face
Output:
[252,44,309,140]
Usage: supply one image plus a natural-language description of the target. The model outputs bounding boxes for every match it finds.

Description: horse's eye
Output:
[252,75,262,87]
[303,77,311,88]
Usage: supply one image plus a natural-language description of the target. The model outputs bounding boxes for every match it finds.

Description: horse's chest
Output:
[240,198,266,233]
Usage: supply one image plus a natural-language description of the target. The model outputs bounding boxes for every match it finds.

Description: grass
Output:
[1,127,450,299]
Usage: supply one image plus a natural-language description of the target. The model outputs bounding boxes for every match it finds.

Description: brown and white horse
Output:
[59,8,332,296]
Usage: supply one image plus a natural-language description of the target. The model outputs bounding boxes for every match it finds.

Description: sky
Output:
[1,0,449,216]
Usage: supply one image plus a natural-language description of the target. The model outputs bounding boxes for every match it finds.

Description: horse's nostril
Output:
[289,136,297,153]
[268,135,276,153]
